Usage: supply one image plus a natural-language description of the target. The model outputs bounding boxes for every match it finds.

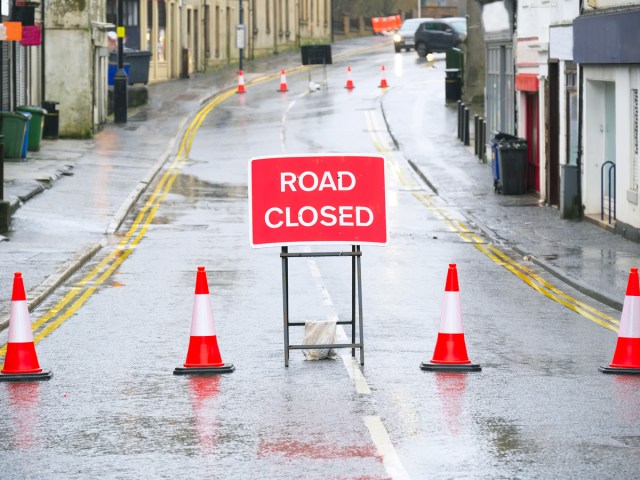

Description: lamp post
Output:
[417,0,421,17]
[114,0,128,123]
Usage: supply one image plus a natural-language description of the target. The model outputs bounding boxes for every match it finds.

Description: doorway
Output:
[525,93,540,192]
[548,62,560,206]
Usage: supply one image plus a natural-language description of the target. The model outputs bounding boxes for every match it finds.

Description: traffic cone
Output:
[600,268,640,374]
[237,70,246,94]
[0,273,52,381]
[378,65,389,88]
[174,267,235,375]
[278,69,289,92]
[345,65,355,90]
[421,264,481,372]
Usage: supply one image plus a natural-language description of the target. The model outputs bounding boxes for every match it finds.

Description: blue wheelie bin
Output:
[18,111,31,159]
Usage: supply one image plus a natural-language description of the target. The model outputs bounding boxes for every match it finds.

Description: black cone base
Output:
[599,365,640,375]
[420,362,481,372]
[0,370,53,382]
[174,364,235,375]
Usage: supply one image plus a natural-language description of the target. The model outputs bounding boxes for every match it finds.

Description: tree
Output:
[333,0,398,17]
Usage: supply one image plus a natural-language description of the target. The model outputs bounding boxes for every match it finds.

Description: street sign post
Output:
[249,154,387,366]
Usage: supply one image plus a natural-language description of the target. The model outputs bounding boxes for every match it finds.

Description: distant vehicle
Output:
[393,18,432,53]
[414,17,467,58]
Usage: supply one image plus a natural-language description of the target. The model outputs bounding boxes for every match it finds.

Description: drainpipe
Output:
[0,0,3,108]
[41,0,45,102]
[576,63,584,219]
[575,1,584,219]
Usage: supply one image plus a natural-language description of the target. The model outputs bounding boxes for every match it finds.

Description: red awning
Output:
[516,74,539,92]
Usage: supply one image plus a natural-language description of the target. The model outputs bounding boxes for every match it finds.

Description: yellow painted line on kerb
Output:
[365,115,620,333]
[0,88,237,359]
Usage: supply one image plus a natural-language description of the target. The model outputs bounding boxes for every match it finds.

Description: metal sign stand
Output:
[306,60,329,90]
[301,44,332,92]
[280,245,364,367]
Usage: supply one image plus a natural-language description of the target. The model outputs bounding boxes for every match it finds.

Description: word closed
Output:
[249,155,387,247]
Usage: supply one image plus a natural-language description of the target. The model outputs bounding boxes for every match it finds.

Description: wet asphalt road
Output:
[2,40,640,479]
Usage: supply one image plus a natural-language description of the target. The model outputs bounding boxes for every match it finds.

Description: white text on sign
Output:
[265,170,373,229]
[280,171,356,192]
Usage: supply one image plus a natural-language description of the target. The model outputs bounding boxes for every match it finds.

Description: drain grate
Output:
[613,436,640,447]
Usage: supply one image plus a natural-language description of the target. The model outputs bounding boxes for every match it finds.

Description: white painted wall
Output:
[45,30,94,137]
[582,65,640,228]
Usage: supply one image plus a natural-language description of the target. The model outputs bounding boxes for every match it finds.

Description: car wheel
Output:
[416,44,427,58]
[394,45,401,53]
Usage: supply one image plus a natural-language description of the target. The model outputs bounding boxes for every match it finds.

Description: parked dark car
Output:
[414,17,467,58]
[393,18,432,52]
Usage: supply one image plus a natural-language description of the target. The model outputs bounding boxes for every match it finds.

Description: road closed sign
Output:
[249,154,387,247]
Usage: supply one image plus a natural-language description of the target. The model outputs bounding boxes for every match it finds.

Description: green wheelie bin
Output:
[16,105,47,151]
[0,111,28,159]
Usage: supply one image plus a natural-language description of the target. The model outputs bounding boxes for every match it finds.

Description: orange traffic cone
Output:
[378,65,389,88]
[345,65,355,90]
[278,69,289,92]
[174,267,235,375]
[237,70,246,94]
[0,273,52,381]
[600,268,640,374]
[421,264,481,372]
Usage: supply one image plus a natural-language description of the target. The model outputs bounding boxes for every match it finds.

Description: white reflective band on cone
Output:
[619,295,640,338]
[7,300,34,343]
[438,292,464,333]
[190,295,216,336]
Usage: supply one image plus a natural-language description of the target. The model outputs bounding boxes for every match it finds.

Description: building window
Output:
[107,0,138,26]
[107,0,140,49]
[266,0,270,33]
[147,0,166,62]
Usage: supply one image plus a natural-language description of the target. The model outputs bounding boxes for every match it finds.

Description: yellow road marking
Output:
[1,88,237,359]
[364,114,620,333]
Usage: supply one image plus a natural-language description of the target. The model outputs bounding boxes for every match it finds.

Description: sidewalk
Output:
[1,35,636,330]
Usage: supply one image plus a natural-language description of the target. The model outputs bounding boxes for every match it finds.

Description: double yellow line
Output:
[365,110,620,333]
[0,88,237,359]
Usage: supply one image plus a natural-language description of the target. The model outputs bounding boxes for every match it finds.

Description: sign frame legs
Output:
[280,245,364,367]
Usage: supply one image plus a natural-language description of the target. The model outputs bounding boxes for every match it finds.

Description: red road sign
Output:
[249,154,387,247]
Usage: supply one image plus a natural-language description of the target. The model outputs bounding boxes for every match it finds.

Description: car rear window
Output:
[400,19,427,33]
[448,19,467,34]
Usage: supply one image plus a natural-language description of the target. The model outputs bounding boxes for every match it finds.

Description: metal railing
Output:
[601,161,616,224]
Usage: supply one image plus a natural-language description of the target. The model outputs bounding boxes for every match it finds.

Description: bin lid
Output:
[0,111,29,120]
[16,105,47,115]
[492,132,519,142]
[498,140,528,149]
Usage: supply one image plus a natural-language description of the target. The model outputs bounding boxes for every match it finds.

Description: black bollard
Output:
[478,117,486,163]
[474,114,479,155]
[457,101,462,140]
[0,136,10,232]
[463,107,470,146]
